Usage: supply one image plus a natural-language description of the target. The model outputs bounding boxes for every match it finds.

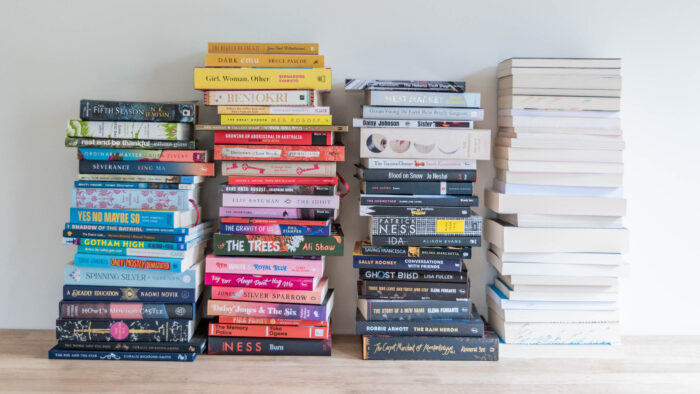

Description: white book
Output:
[494,180,624,198]
[360,158,477,170]
[496,135,625,150]
[494,159,624,174]
[487,251,624,276]
[494,278,618,302]
[496,170,623,188]
[498,58,622,69]
[497,213,624,229]
[499,109,620,119]
[499,87,621,98]
[498,115,621,129]
[487,298,620,323]
[499,127,622,136]
[498,95,621,112]
[500,275,619,287]
[491,246,624,265]
[487,285,618,311]
[497,67,621,79]
[499,75,622,90]
[494,146,623,162]
[486,189,627,216]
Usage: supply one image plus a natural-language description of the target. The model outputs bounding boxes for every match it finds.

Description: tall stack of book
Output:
[51,100,215,362]
[193,43,345,356]
[346,80,497,360]
[486,58,627,352]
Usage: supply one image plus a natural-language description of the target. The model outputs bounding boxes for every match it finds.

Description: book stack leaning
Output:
[486,58,628,354]
[194,43,345,356]
[346,79,497,360]
[51,100,216,362]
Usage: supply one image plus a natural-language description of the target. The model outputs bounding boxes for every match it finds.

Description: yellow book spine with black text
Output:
[220,115,332,126]
[205,53,324,67]
[208,42,318,54]
[194,68,331,90]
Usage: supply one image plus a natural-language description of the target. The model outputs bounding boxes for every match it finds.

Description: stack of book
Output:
[486,58,628,351]
[347,79,497,360]
[194,43,345,356]
[51,100,215,362]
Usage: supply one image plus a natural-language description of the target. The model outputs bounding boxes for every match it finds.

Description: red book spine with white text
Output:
[204,273,318,291]
[208,322,330,339]
[214,131,332,146]
[214,145,344,161]
[227,176,337,185]
[217,316,328,326]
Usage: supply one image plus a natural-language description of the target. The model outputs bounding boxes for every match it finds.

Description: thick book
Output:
[48,347,197,362]
[62,285,199,303]
[361,128,490,160]
[485,189,627,216]
[358,168,476,182]
[362,181,473,195]
[353,119,474,129]
[215,145,344,162]
[361,158,477,170]
[66,120,191,140]
[207,290,334,321]
[219,207,335,221]
[66,137,197,150]
[362,106,484,121]
[369,234,481,247]
[59,301,195,320]
[358,243,470,259]
[207,42,319,54]
[357,299,471,321]
[364,91,481,108]
[218,114,332,126]
[498,95,620,111]
[371,216,482,237]
[205,254,325,277]
[499,74,621,90]
[78,161,214,177]
[56,333,206,353]
[494,159,623,174]
[79,100,195,122]
[498,57,621,69]
[360,205,471,217]
[361,335,498,360]
[205,53,324,67]
[214,130,332,146]
[213,229,344,256]
[205,273,319,291]
[203,90,320,106]
[208,323,329,340]
[220,217,331,236]
[193,67,330,90]
[355,307,482,336]
[64,261,203,289]
[496,170,623,188]
[208,337,331,355]
[77,148,209,163]
[360,269,469,283]
[55,319,196,342]
[72,188,197,211]
[210,277,329,305]
[359,280,469,301]
[69,208,200,228]
[361,194,478,207]
[494,146,623,163]
[219,184,335,196]
[221,193,339,209]
[345,79,466,92]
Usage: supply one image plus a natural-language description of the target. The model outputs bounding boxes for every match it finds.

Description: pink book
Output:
[204,273,319,291]
[205,254,325,277]
[210,277,329,305]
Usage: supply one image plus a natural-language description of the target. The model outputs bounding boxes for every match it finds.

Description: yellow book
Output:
[205,54,324,68]
[220,115,332,126]
[208,42,318,54]
[194,68,331,90]
[217,106,330,115]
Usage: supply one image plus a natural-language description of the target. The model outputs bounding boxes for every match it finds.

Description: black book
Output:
[361,195,478,207]
[370,235,481,247]
[358,168,476,182]
[207,337,332,355]
[359,269,469,283]
[55,319,196,342]
[359,243,471,259]
[358,280,469,301]
[355,306,483,337]
[360,205,471,217]
[56,333,207,353]
[357,299,471,321]
[362,334,498,360]
[362,181,473,195]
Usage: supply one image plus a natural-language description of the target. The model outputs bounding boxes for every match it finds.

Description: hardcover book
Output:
[213,229,344,256]
[208,337,331,356]
[361,335,498,360]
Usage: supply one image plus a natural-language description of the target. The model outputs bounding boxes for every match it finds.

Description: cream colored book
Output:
[498,95,621,111]
[496,170,623,188]
[485,189,627,216]
[498,115,621,130]
[499,274,619,287]
[500,126,622,136]
[490,245,624,265]
[494,146,623,162]
[497,213,624,229]
[494,159,624,174]
[494,278,618,302]
[487,297,621,323]
[499,74,622,90]
[487,250,625,276]
[496,135,625,150]
[499,87,621,97]
[498,58,622,70]
[497,67,621,79]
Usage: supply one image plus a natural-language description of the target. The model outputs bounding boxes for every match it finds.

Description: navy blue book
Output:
[48,346,197,362]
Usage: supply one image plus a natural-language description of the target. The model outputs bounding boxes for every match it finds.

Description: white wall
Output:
[1,0,699,335]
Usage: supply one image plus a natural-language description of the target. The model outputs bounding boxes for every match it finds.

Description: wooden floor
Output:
[1,330,699,393]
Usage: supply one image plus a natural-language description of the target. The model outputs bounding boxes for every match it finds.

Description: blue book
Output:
[64,237,200,251]
[48,346,197,362]
[65,221,212,235]
[64,262,202,289]
[74,181,193,190]
[72,253,195,272]
[69,208,198,228]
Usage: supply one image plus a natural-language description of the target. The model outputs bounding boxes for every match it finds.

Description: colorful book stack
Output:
[194,43,345,356]
[486,58,627,352]
[347,79,497,360]
[50,100,215,362]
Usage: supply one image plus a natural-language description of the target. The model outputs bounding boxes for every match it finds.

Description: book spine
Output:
[77,174,200,184]
[363,158,477,170]
[219,184,334,196]
[66,137,196,149]
[59,302,195,319]
[217,316,328,326]
[213,233,343,256]
[363,300,472,320]
[219,222,330,236]
[204,53,324,67]
[63,230,186,243]
[79,100,195,122]
[214,131,332,146]
[221,217,329,226]
[360,195,478,207]
[55,319,193,342]
[218,106,330,115]
[56,340,204,353]
[207,42,319,54]
[362,106,485,121]
[222,162,336,177]
[370,235,482,247]
[215,145,344,162]
[352,255,462,272]
[197,124,345,132]
[64,222,195,234]
[203,90,316,106]
[360,128,490,160]
[205,255,324,276]
[62,285,197,303]
[210,284,325,305]
[218,207,334,220]
[48,348,196,361]
[353,119,474,128]
[345,79,466,92]
[207,337,332,355]
[226,176,338,185]
[371,216,483,237]
[362,335,498,360]
[77,148,209,162]
[72,188,195,211]
[64,264,198,289]
[74,246,193,259]
[356,319,484,337]
[220,114,332,126]
[73,181,192,190]
[221,193,339,209]
[205,273,316,291]
[73,253,187,272]
[359,269,469,283]
[364,181,473,195]
[78,161,214,176]
[360,169,477,182]
[207,299,328,321]
[367,91,481,108]
[66,120,191,140]
[208,323,329,339]
[359,206,471,217]
[359,280,469,301]
[359,245,471,259]
[69,208,179,228]
[66,237,192,251]
[194,68,330,90]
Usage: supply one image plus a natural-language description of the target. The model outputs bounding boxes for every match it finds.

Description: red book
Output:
[214,145,345,161]
[214,130,332,146]
[217,316,328,327]
[227,176,338,185]
[208,322,330,339]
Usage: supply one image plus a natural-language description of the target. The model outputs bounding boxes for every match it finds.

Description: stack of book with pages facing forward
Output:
[52,100,216,362]
[194,42,346,356]
[347,79,497,360]
[487,58,628,355]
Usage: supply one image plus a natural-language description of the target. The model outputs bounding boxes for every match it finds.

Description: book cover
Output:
[356,310,483,337]
[213,230,344,256]
[360,205,471,218]
[205,53,324,67]
[55,319,195,342]
[79,100,195,122]
[345,79,465,92]
[48,347,197,362]
[219,219,331,236]
[371,216,483,237]
[353,119,474,129]
[361,128,491,160]
[219,184,334,196]
[358,243,470,259]
[77,148,209,163]
[208,323,329,339]
[72,253,198,273]
[365,91,481,108]
[215,145,344,162]
[218,106,330,115]
[362,106,485,121]
[66,138,197,150]
[56,334,206,353]
[361,158,477,170]
[227,176,338,185]
[203,90,318,106]
[222,162,336,177]
[64,262,202,289]
[221,193,339,209]
[220,114,332,126]
[207,42,318,54]
[205,254,324,277]
[194,67,330,90]
[205,273,317,291]
[64,221,210,235]
[358,168,476,182]
[217,316,328,326]
[59,301,195,320]
[77,174,204,184]
[352,254,462,272]
[66,120,191,140]
[78,161,214,177]
[215,131,332,146]
[357,299,471,321]
[359,280,468,301]
[359,269,469,283]
[62,285,198,303]
[362,335,498,360]
[72,188,197,211]
[69,208,199,228]
[370,234,481,247]
[207,290,333,321]
[218,207,335,220]
[210,277,328,305]
[362,181,474,195]
[360,195,478,207]
[208,337,331,355]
